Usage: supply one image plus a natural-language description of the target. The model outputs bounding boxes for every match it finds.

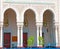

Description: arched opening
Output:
[23,9,37,47]
[3,8,17,48]
[42,9,56,47]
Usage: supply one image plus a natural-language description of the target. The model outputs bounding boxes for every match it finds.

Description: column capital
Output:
[36,22,43,26]
[55,22,59,26]
[0,22,3,27]
[17,22,24,26]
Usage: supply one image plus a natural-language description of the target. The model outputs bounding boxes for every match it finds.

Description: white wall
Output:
[2,3,56,23]
[3,0,56,3]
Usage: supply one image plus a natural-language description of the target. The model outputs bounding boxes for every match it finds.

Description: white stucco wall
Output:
[3,0,56,3]
[0,2,1,46]
[2,3,56,22]
[0,1,1,17]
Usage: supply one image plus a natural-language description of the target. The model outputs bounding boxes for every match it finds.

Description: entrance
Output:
[3,33,11,48]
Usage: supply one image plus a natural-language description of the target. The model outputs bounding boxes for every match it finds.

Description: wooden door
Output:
[3,33,11,48]
[23,33,27,47]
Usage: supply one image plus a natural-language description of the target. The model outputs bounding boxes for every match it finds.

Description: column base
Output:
[0,47,3,49]
[56,46,60,48]
[37,46,43,48]
[17,46,23,48]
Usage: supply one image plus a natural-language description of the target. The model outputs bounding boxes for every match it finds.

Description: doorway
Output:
[3,33,11,48]
[23,33,28,47]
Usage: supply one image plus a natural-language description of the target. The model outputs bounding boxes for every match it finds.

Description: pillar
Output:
[17,22,23,47]
[36,22,43,47]
[0,22,3,48]
[55,22,59,47]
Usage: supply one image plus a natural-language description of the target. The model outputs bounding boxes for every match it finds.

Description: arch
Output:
[3,8,17,48]
[42,9,56,47]
[22,7,38,23]
[41,8,55,22]
[43,9,54,23]
[23,9,37,47]
[2,6,19,23]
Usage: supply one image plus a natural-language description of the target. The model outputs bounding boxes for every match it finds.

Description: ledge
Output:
[4,2,55,5]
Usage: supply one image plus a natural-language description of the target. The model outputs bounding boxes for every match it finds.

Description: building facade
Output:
[0,0,60,48]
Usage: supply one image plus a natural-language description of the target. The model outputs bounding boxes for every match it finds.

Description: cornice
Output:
[3,2,55,5]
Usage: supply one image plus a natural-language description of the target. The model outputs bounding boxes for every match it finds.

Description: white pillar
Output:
[39,25,42,38]
[17,25,23,47]
[36,22,43,47]
[37,25,39,46]
[58,24,60,47]
[0,24,3,47]
[39,25,43,47]
[20,25,23,47]
[17,25,20,47]
[55,23,59,47]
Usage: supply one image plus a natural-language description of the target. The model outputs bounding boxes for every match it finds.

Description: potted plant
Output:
[38,36,44,47]
[27,36,34,49]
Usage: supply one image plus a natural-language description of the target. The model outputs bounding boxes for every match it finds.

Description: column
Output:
[0,24,3,48]
[17,25,20,47]
[39,25,42,38]
[36,22,43,47]
[59,25,60,46]
[39,25,43,47]
[37,25,39,46]
[20,25,23,47]
[17,25,23,47]
[55,23,59,47]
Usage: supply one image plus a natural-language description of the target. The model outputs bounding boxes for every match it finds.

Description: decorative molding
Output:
[17,22,24,26]
[4,2,55,5]
[55,22,59,25]
[36,22,43,26]
[0,22,3,26]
